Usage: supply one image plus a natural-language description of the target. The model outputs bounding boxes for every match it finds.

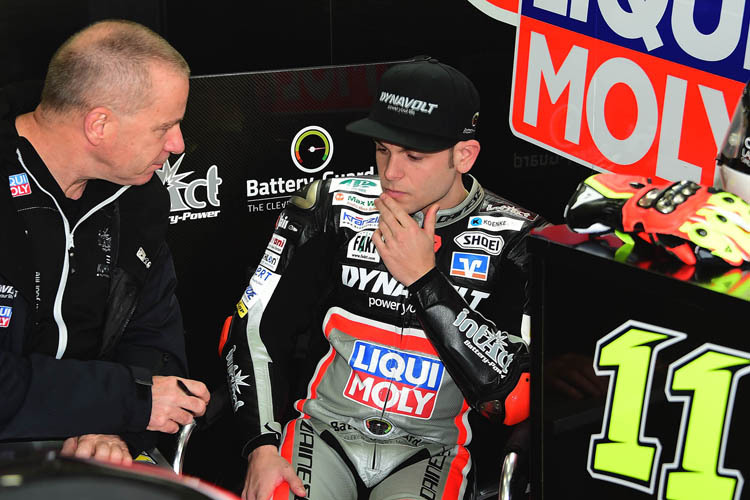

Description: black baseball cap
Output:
[346,56,480,153]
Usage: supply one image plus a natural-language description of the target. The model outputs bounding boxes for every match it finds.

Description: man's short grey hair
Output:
[40,19,190,116]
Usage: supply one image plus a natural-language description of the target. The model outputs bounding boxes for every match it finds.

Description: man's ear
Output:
[83,107,114,146]
[454,139,480,174]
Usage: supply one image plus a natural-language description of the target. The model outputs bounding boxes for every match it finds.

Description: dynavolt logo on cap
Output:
[344,341,444,419]
[379,92,439,116]
[8,173,31,197]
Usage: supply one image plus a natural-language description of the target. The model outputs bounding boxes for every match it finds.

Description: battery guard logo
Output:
[9,173,31,198]
[0,306,12,328]
[345,341,444,419]
[156,154,223,224]
[450,252,490,281]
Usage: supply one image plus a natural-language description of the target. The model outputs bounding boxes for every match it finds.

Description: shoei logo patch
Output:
[8,173,31,197]
[345,341,444,419]
[0,306,12,328]
[379,92,439,116]
[454,231,504,255]
[450,252,490,281]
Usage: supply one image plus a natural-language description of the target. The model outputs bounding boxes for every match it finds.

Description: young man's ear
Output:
[83,107,114,146]
[454,139,480,174]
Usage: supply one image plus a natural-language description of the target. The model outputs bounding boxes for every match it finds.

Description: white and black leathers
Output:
[221,174,543,482]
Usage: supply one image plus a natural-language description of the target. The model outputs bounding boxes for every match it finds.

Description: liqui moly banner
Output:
[510,0,750,184]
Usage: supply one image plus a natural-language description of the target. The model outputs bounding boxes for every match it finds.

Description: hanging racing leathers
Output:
[220,174,543,498]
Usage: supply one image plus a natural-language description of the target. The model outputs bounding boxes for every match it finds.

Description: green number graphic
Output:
[659,345,750,500]
[588,321,686,494]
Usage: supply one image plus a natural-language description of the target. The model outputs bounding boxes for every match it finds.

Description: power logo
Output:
[450,252,490,281]
[0,306,12,328]
[344,341,444,419]
[8,173,31,198]
[157,154,223,224]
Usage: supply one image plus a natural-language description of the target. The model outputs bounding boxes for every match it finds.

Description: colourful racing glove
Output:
[564,173,750,266]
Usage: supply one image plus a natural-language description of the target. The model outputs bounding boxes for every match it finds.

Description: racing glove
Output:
[564,173,750,266]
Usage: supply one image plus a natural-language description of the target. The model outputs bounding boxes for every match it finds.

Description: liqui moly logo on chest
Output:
[0,306,12,328]
[9,173,31,197]
[344,341,444,419]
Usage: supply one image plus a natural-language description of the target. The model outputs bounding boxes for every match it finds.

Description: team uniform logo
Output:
[344,341,444,419]
[486,203,538,221]
[261,250,280,272]
[340,209,380,232]
[267,234,287,254]
[468,216,525,232]
[329,178,381,195]
[454,231,505,255]
[450,252,490,281]
[0,306,12,328]
[8,173,31,198]
[236,285,258,318]
[347,230,380,263]
[333,192,377,213]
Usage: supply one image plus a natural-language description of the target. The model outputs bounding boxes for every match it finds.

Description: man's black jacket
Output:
[0,81,188,454]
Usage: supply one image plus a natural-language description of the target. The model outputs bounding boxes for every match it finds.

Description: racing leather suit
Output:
[221,175,543,499]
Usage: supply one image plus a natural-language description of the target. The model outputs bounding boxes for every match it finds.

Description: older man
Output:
[0,19,209,465]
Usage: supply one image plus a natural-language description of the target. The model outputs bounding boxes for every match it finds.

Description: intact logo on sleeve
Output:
[0,306,12,328]
[344,341,444,419]
[9,173,31,197]
[450,252,490,281]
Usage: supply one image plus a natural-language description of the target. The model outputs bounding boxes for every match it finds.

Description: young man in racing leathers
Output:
[221,57,545,500]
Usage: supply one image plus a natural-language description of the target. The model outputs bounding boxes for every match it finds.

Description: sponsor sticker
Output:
[340,209,380,232]
[236,285,257,318]
[0,306,12,328]
[344,341,444,419]
[486,203,538,221]
[8,173,31,198]
[267,234,287,254]
[347,230,380,263]
[333,192,378,213]
[454,231,505,255]
[275,213,298,232]
[450,252,490,281]
[329,178,381,195]
[467,216,525,232]
[261,249,280,272]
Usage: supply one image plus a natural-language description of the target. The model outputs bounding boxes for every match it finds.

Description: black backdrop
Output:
[1,0,595,492]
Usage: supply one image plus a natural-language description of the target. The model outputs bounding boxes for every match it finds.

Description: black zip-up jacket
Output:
[0,82,188,454]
